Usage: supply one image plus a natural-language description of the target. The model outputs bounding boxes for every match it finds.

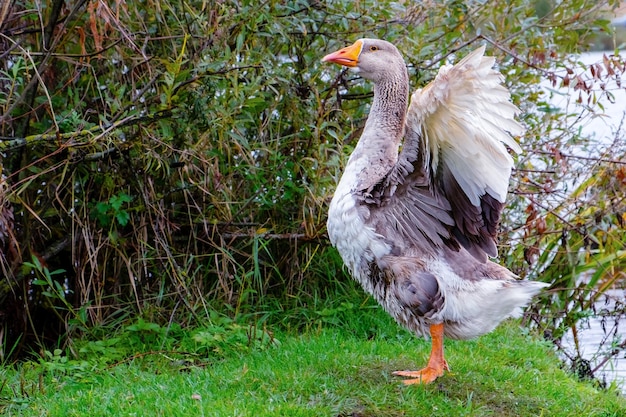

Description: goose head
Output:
[322,38,407,84]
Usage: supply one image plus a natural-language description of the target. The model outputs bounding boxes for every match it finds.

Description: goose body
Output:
[323,39,548,384]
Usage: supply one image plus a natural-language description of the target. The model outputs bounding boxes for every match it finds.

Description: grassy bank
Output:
[1,303,624,417]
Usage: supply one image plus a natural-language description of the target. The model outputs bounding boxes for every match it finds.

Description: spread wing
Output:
[364,46,523,261]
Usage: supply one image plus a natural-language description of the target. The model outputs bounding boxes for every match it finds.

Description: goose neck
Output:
[366,75,409,139]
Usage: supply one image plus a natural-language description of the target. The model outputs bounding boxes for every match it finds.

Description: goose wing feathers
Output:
[364,46,523,261]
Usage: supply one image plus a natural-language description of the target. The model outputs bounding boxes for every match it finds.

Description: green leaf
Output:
[115,211,130,227]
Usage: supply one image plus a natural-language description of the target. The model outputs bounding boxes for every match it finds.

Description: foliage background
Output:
[1,0,625,380]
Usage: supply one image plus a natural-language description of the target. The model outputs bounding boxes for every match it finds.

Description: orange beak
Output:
[321,40,363,68]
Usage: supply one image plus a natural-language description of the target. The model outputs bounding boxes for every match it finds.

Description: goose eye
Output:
[369,46,378,51]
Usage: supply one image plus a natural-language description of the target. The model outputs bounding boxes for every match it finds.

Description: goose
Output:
[322,39,548,384]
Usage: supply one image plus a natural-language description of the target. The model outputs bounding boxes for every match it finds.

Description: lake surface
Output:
[560,288,626,391]
[554,50,626,392]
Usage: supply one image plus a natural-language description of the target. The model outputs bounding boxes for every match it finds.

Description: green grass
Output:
[1,306,625,416]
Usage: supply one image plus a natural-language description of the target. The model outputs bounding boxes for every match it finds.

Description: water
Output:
[554,50,626,392]
[560,288,626,391]
[548,51,626,142]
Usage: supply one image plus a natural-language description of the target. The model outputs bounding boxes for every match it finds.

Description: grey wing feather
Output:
[357,46,523,262]
[357,129,458,255]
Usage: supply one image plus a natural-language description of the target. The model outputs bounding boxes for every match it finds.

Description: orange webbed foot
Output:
[394,323,448,385]
[392,360,449,384]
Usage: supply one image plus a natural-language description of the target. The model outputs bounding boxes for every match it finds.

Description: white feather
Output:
[408,45,523,205]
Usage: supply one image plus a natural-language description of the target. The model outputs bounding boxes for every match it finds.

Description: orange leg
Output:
[393,323,449,384]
